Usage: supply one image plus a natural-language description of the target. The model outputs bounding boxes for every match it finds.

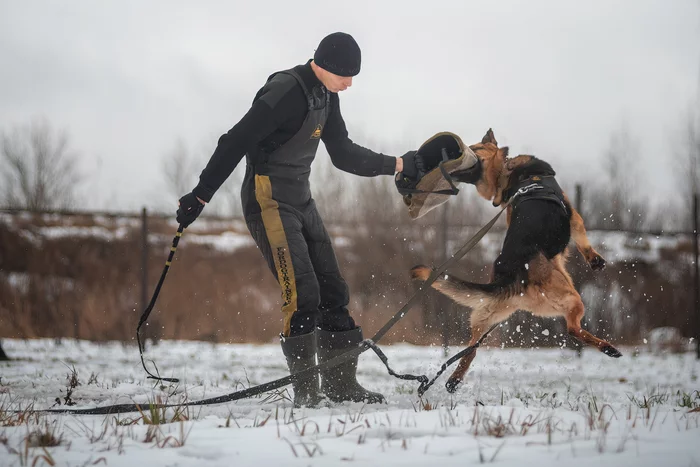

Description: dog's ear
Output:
[481,128,497,146]
[500,147,509,159]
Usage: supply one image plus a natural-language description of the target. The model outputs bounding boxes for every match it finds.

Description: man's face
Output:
[320,69,353,93]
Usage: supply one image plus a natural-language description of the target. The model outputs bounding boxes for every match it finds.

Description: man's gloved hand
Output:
[400,150,427,181]
[176,192,205,228]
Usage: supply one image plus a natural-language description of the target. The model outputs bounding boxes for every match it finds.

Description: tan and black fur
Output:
[411,129,620,393]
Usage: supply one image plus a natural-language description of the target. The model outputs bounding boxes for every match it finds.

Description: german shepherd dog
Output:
[411,129,621,393]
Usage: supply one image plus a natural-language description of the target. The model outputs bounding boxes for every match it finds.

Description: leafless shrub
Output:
[1,117,81,210]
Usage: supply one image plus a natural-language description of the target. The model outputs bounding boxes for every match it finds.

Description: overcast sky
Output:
[1,0,698,214]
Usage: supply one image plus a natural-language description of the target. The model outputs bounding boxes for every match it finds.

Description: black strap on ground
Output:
[364,322,499,398]
[32,199,512,415]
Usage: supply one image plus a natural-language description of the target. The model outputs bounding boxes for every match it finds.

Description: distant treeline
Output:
[0,205,694,348]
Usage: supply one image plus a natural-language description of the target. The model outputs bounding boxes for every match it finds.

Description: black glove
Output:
[176,192,205,228]
[400,150,427,181]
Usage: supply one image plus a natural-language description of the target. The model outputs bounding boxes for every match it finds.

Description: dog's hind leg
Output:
[565,298,622,358]
[543,259,622,358]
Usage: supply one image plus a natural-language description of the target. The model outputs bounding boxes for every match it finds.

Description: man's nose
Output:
[344,77,353,87]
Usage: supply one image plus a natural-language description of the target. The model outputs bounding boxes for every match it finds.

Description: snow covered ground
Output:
[1,339,698,466]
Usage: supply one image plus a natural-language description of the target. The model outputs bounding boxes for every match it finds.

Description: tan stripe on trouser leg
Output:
[254,175,298,337]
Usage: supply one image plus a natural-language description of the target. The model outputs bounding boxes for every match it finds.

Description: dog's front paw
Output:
[589,254,606,271]
[410,265,432,281]
[445,378,461,394]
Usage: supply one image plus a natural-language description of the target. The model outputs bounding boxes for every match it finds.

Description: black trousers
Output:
[245,185,355,337]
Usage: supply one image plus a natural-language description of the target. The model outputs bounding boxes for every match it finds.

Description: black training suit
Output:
[192,61,395,336]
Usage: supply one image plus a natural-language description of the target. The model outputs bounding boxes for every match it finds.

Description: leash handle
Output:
[136,224,185,384]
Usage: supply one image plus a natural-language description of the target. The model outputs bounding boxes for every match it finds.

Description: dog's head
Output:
[463,129,509,202]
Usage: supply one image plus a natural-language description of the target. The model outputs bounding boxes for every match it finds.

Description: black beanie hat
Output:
[313,32,361,77]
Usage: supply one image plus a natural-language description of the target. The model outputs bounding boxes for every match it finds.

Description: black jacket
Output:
[192,60,396,203]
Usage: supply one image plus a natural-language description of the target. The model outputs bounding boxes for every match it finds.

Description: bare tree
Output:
[676,108,700,229]
[585,124,648,230]
[1,118,81,210]
[161,138,247,217]
[161,138,200,201]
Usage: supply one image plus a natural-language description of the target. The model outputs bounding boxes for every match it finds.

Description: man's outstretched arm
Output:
[321,95,402,176]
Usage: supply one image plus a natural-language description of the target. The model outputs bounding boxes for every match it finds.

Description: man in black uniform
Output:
[176,33,422,407]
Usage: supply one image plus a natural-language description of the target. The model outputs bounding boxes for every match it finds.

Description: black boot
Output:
[317,327,385,404]
[280,332,323,408]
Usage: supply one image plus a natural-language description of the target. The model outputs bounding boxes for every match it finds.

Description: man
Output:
[176,32,422,407]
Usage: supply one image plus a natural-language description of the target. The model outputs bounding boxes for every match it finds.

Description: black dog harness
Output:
[506,175,568,213]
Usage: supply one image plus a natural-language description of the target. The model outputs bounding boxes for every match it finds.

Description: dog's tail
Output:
[410,265,524,308]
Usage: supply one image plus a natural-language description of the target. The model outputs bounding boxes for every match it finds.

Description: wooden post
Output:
[141,207,149,321]
[575,185,583,218]
[694,194,699,360]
